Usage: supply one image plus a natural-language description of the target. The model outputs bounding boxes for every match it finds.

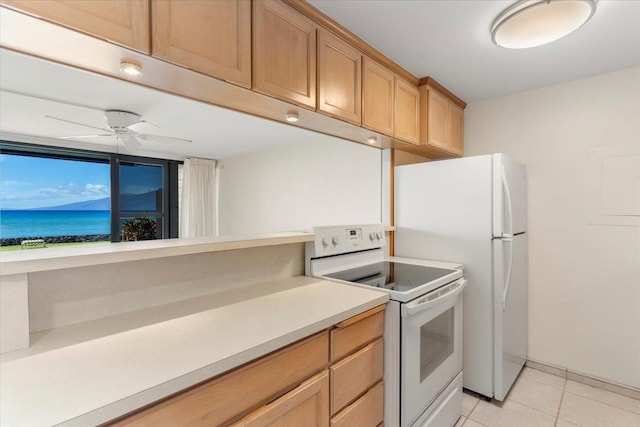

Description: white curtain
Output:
[180,157,217,238]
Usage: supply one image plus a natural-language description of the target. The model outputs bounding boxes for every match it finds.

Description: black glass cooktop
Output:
[324,261,457,293]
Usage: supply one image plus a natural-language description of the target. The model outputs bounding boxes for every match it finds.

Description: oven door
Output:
[400,278,466,427]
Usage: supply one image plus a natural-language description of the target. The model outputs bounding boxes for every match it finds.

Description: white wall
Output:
[29,244,304,332]
[464,66,640,388]
[217,137,382,235]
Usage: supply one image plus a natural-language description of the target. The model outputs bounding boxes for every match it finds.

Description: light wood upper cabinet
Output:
[234,371,329,427]
[318,29,362,125]
[1,0,150,53]
[152,0,251,88]
[424,88,449,148]
[253,0,317,109]
[394,78,420,145]
[448,103,464,155]
[420,80,465,156]
[362,57,394,135]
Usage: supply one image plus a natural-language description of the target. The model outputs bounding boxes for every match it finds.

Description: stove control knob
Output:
[376,232,383,240]
[322,236,332,247]
[332,235,340,245]
[369,232,376,241]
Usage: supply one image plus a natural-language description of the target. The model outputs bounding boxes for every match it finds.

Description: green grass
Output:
[0,241,110,251]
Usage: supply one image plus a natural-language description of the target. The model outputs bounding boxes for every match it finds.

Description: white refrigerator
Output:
[394,153,527,401]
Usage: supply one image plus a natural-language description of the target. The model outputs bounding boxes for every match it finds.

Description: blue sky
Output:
[0,153,110,209]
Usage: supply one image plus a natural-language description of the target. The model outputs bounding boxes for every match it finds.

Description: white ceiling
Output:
[0,49,344,160]
[308,0,640,102]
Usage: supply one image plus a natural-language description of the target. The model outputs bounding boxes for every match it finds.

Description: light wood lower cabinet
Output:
[111,331,329,426]
[330,338,384,415]
[110,305,385,427]
[1,0,150,53]
[234,371,329,427]
[329,305,385,426]
[331,381,384,427]
[331,305,384,361]
[151,0,251,88]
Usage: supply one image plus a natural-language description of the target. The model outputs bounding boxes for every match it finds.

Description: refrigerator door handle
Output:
[501,165,514,238]
[502,237,513,311]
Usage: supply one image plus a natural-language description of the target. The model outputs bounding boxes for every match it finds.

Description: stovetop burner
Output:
[324,261,458,293]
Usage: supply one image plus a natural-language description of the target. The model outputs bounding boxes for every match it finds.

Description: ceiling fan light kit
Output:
[491,0,597,49]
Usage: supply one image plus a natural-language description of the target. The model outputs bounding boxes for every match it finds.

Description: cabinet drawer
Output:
[331,306,384,362]
[331,381,383,427]
[113,331,329,427]
[234,370,329,427]
[330,338,383,415]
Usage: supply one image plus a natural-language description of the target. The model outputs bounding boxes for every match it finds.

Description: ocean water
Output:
[0,210,110,238]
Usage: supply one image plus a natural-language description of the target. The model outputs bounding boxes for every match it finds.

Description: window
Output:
[0,141,180,249]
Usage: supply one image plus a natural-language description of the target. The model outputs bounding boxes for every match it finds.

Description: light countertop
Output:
[0,276,389,427]
[0,226,395,276]
[0,232,314,276]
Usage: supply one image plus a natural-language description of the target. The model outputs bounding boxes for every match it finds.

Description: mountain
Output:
[33,189,161,211]
[33,197,110,211]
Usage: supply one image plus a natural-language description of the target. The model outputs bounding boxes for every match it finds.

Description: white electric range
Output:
[305,224,466,427]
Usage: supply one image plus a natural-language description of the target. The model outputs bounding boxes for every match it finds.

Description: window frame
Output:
[1,141,180,243]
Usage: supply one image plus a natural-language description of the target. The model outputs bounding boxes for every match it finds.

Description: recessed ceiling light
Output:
[491,0,597,49]
[120,60,142,76]
[285,111,299,122]
[367,136,377,145]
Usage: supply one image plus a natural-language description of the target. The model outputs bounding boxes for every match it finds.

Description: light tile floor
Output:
[456,367,640,427]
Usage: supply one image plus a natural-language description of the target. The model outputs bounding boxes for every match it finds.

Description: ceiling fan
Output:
[46,110,192,149]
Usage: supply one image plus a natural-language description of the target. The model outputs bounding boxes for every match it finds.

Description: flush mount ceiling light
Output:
[285,111,299,122]
[119,60,142,76]
[491,0,597,49]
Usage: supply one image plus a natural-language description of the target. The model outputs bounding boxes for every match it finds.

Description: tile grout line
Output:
[462,396,481,426]
[562,388,640,416]
[553,375,568,427]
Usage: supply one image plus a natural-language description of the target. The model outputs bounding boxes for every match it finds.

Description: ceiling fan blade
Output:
[57,134,114,139]
[140,119,159,128]
[122,135,142,149]
[45,115,113,133]
[137,134,192,144]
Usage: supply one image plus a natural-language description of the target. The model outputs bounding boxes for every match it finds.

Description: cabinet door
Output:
[152,0,251,88]
[426,88,449,150]
[318,29,362,125]
[253,0,316,109]
[237,371,329,427]
[447,103,464,156]
[394,78,420,145]
[362,57,394,135]
[2,0,150,53]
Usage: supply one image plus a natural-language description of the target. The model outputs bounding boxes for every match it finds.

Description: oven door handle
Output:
[401,279,467,318]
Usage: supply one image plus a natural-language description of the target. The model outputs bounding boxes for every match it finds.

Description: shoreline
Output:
[1,234,110,246]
